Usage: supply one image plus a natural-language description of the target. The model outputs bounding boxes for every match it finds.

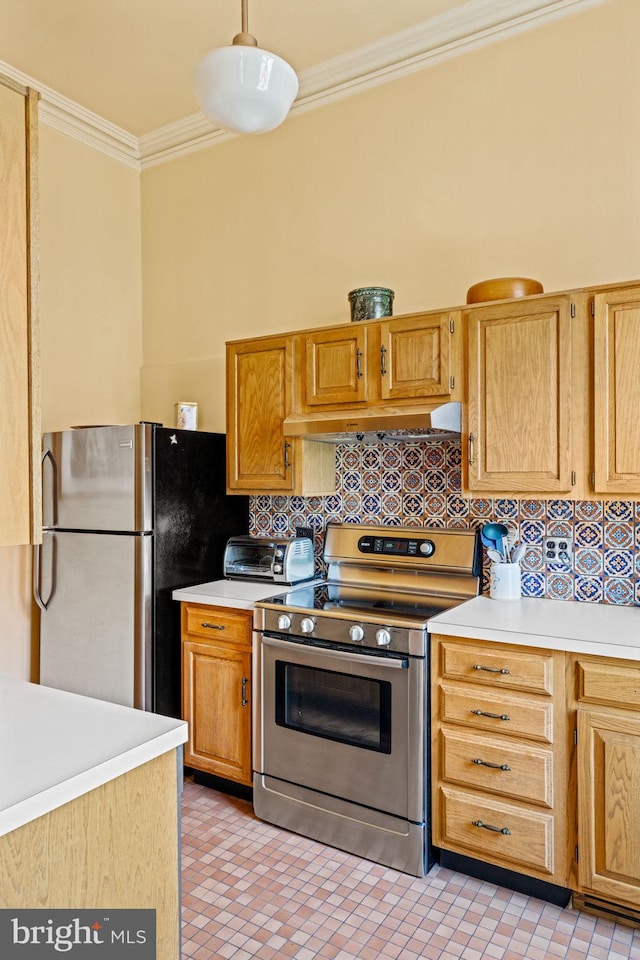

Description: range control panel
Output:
[357,535,435,558]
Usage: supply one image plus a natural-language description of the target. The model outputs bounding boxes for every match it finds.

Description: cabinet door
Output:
[577,708,640,907]
[465,296,572,492]
[226,335,295,492]
[593,288,640,493]
[182,637,252,785]
[304,326,367,407]
[379,313,451,401]
[0,82,40,545]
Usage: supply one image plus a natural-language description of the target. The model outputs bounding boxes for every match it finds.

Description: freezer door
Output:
[42,424,152,532]
[38,530,152,709]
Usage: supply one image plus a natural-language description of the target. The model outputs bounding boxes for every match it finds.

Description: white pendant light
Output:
[193,0,298,135]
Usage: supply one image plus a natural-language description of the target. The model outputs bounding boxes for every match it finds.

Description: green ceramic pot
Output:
[348,287,394,322]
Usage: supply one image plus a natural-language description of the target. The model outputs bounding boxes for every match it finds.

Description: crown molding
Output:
[1,0,607,171]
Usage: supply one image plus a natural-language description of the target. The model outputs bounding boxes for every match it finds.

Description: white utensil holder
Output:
[489,562,522,601]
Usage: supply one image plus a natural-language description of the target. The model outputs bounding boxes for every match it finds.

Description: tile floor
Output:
[181,781,640,960]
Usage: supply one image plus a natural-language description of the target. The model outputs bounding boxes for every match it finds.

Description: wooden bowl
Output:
[466,277,544,304]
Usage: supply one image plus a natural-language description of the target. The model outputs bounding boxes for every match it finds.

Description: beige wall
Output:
[140,0,640,428]
[0,126,143,679]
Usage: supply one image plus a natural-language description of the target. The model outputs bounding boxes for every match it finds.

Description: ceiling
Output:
[0,0,466,137]
[0,0,603,164]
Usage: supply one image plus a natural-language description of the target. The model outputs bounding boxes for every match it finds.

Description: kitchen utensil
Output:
[482,522,510,561]
[510,543,526,564]
[465,277,544,304]
[487,548,504,563]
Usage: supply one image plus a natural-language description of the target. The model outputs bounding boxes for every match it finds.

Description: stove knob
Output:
[300,617,315,634]
[277,614,292,631]
[349,625,365,643]
[419,540,435,556]
[375,629,391,647]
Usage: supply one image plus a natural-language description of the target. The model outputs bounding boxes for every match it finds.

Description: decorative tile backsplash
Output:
[249,439,640,605]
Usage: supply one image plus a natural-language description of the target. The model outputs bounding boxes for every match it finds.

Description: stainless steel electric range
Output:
[252,521,481,876]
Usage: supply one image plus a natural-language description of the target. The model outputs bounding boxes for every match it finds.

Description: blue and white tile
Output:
[447,495,469,519]
[522,546,544,572]
[494,499,519,520]
[381,447,402,470]
[575,500,604,522]
[603,578,634,605]
[604,500,634,522]
[363,470,382,493]
[546,520,573,539]
[424,493,447,519]
[402,446,424,470]
[470,499,493,519]
[381,492,402,516]
[362,447,382,471]
[381,470,402,492]
[521,572,545,597]
[546,573,574,601]
[402,494,424,517]
[403,469,424,492]
[520,519,545,544]
[574,548,603,577]
[426,469,448,493]
[520,499,546,519]
[547,499,574,521]
[574,521,603,548]
[603,550,634,578]
[603,521,634,550]
[575,576,604,603]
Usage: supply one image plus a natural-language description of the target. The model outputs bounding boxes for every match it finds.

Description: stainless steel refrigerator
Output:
[35,423,249,717]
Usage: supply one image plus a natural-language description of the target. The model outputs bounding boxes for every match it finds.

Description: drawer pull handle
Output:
[241,677,248,707]
[201,622,225,630]
[473,664,510,675]
[472,820,511,836]
[471,709,510,721]
[472,758,511,771]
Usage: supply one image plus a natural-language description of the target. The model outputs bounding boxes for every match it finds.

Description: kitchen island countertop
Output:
[429,595,640,659]
[0,674,187,838]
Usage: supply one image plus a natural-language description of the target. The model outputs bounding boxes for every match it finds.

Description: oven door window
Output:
[275,660,391,753]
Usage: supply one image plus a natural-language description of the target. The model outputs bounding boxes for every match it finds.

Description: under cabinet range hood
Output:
[282,401,461,444]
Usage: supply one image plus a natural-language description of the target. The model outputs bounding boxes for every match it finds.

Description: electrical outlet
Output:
[295,526,314,542]
[543,536,573,568]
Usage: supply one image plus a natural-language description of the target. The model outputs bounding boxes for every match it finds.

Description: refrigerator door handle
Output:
[42,447,59,527]
[33,538,56,611]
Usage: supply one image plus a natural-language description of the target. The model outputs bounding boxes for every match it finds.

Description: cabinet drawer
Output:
[439,639,554,695]
[437,786,555,876]
[440,684,553,743]
[184,605,252,645]
[439,727,553,807]
[578,659,640,709]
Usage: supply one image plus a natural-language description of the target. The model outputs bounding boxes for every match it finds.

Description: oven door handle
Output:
[262,635,408,669]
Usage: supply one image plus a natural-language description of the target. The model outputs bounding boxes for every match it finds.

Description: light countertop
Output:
[429,595,640,659]
[0,675,187,838]
[172,578,307,610]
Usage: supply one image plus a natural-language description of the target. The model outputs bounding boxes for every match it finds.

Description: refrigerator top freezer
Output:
[37,424,250,716]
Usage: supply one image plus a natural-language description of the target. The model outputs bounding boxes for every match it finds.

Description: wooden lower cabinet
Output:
[575,656,640,917]
[181,603,253,786]
[431,635,568,886]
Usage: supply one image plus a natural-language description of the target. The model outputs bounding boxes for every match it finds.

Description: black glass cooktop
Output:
[259,582,449,622]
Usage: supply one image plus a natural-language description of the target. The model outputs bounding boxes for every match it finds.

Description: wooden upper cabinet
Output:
[379,313,452,401]
[464,295,573,493]
[226,335,295,492]
[593,286,640,493]
[0,80,40,546]
[304,325,368,407]
[302,311,455,411]
[226,334,335,496]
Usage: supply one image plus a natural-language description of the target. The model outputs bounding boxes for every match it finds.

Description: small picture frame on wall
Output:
[175,401,198,430]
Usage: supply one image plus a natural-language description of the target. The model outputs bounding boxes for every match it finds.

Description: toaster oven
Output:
[223,536,315,584]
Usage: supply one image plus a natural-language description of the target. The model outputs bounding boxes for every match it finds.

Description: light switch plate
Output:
[543,536,573,568]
